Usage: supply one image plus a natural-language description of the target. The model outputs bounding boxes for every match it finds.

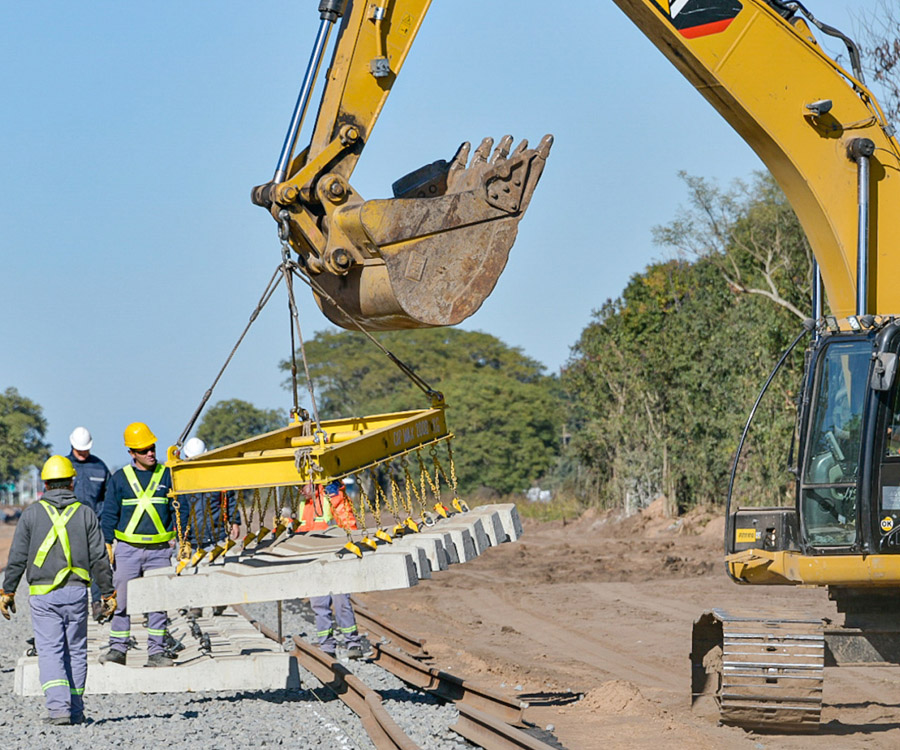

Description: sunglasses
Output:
[132,445,156,455]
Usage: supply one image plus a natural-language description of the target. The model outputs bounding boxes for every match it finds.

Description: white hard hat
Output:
[182,437,207,459]
[69,426,93,452]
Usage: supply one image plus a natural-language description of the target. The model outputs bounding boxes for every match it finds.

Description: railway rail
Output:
[233,603,564,750]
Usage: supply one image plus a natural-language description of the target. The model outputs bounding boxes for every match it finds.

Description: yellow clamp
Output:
[375,529,393,544]
[360,536,379,550]
[341,541,363,558]
[404,517,420,533]
[190,548,207,568]
[433,503,449,519]
[452,498,469,513]
[270,523,287,542]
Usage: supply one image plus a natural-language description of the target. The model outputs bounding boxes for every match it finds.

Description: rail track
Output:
[233,603,564,750]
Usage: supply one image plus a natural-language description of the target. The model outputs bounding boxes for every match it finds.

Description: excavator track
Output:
[692,609,825,732]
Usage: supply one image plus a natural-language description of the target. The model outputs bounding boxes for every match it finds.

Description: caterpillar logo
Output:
[651,0,743,38]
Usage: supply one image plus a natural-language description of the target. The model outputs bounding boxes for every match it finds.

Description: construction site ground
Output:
[359,500,900,750]
[3,501,900,749]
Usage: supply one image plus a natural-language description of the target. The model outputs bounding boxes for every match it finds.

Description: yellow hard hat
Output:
[41,455,76,481]
[123,422,157,450]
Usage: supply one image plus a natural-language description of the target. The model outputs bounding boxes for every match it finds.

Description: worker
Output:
[178,437,240,616]
[67,426,111,621]
[100,422,175,667]
[299,481,368,659]
[0,455,115,725]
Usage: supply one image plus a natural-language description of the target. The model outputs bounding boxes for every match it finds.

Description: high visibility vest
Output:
[115,464,175,544]
[297,485,357,532]
[29,501,90,596]
[297,486,332,532]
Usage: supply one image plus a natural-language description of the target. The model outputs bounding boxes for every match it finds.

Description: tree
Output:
[0,387,50,486]
[857,1,900,126]
[652,172,812,320]
[196,399,287,448]
[563,174,810,512]
[281,328,562,495]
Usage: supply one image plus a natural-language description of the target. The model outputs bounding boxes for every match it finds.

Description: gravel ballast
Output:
[0,594,476,750]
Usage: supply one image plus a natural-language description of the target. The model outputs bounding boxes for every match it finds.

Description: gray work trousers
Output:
[30,585,88,719]
[310,594,362,654]
[110,541,170,655]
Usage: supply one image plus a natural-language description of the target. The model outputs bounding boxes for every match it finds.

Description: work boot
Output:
[71,714,86,725]
[42,716,71,726]
[344,645,366,660]
[91,601,103,622]
[99,648,126,666]
[146,653,174,668]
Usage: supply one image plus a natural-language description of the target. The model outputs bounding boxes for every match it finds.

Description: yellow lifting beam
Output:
[165,407,450,495]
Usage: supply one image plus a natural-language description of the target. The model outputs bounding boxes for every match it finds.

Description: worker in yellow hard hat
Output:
[1,455,115,725]
[99,422,176,667]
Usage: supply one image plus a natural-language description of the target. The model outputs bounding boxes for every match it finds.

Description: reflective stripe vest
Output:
[297,484,357,532]
[115,464,175,544]
[30,501,90,596]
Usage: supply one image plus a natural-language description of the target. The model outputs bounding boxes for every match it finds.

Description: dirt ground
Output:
[4,506,900,749]
[361,502,900,750]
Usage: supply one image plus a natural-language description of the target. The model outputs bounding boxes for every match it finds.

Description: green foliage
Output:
[562,173,810,510]
[281,329,562,495]
[196,399,287,448]
[0,387,50,484]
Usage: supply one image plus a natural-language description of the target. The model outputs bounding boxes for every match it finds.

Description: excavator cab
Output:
[251,0,552,330]
[729,321,900,562]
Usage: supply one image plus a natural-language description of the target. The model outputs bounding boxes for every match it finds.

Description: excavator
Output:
[177,0,900,733]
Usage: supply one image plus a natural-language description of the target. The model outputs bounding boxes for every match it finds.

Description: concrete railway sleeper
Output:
[235,603,564,750]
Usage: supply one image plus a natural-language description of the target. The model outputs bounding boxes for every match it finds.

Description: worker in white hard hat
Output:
[66,427,111,622]
[177,438,240,617]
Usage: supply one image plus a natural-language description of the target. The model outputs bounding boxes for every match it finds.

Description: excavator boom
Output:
[613,0,900,319]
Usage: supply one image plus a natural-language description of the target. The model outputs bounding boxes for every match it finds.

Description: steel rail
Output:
[371,642,526,726]
[234,604,561,750]
[453,704,560,750]
[292,636,420,750]
[350,598,430,658]
[233,604,419,750]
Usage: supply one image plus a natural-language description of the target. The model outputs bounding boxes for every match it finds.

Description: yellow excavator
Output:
[193,0,900,732]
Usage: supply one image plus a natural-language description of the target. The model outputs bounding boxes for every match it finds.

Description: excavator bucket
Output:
[298,135,553,331]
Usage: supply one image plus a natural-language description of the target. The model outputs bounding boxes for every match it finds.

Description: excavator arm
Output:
[257,0,899,331]
[251,0,552,330]
[613,0,900,320]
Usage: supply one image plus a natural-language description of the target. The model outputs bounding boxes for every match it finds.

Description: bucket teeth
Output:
[296,132,553,331]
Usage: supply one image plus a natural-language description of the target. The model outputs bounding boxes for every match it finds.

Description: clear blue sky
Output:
[0,1,882,466]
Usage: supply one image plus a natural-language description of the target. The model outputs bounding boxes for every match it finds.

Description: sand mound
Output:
[580,680,652,715]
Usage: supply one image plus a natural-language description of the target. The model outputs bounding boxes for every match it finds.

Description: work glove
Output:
[106,543,115,567]
[99,592,117,623]
[0,591,16,620]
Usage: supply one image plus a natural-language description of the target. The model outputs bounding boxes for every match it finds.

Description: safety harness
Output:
[115,464,175,544]
[30,501,90,596]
